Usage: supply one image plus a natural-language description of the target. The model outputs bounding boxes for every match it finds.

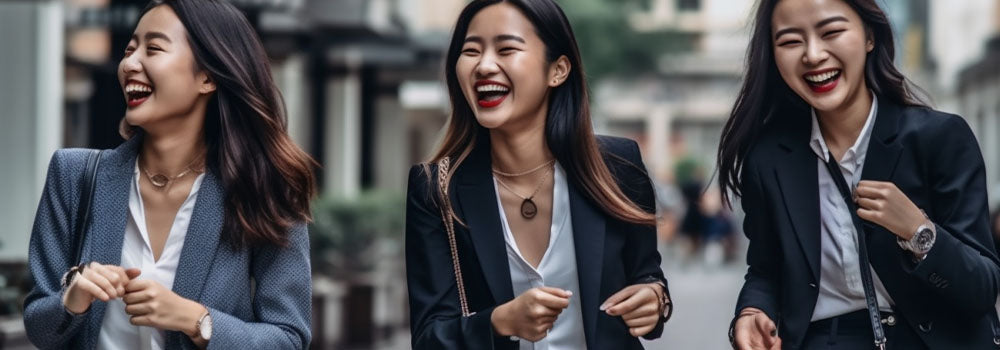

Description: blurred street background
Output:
[1,0,999,349]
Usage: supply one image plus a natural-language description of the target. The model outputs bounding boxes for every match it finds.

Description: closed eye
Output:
[823,29,846,38]
[777,40,802,47]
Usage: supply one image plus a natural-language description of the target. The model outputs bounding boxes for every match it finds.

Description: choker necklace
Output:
[493,164,553,219]
[141,154,203,190]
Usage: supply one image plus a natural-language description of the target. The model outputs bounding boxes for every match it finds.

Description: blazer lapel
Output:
[569,184,604,350]
[82,136,139,347]
[860,101,904,266]
[454,143,516,304]
[774,115,822,282]
[171,172,224,300]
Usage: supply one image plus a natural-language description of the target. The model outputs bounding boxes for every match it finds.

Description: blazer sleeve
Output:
[405,165,505,350]
[206,223,312,350]
[23,149,91,349]
[902,114,1000,317]
[609,139,671,340]
[734,152,782,324]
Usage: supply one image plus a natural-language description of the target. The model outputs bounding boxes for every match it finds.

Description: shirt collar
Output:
[809,92,878,167]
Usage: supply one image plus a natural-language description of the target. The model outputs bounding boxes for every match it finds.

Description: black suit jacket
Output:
[735,99,1000,349]
[406,135,670,349]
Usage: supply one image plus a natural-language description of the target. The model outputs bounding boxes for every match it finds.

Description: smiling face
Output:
[454,2,568,131]
[771,0,873,113]
[118,5,215,132]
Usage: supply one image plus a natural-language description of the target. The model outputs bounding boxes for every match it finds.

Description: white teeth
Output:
[804,70,840,83]
[476,84,509,93]
[125,84,152,93]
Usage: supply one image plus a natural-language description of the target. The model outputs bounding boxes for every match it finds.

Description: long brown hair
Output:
[430,0,654,226]
[717,0,926,207]
[125,0,317,249]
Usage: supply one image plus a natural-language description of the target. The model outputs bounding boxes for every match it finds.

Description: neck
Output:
[140,126,206,175]
[489,108,553,174]
[815,89,873,152]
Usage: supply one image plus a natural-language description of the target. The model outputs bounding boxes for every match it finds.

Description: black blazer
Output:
[735,99,1000,349]
[405,135,670,350]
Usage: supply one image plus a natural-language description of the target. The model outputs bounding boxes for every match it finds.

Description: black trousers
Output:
[801,310,928,350]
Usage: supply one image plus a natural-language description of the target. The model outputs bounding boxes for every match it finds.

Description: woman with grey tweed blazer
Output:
[22,1,316,349]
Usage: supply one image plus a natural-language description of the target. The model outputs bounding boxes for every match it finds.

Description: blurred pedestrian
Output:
[718,0,1000,349]
[23,1,316,349]
[405,1,671,349]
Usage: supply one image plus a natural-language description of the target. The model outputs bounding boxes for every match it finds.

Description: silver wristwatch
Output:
[196,310,213,341]
[897,212,936,256]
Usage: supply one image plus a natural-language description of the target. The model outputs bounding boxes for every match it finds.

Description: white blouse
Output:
[493,163,587,350]
[96,162,204,350]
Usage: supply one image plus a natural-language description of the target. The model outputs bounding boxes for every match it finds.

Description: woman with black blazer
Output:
[23,1,316,349]
[405,1,671,349]
[720,0,1000,349]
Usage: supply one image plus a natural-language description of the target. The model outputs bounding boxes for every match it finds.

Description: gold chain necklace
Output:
[140,154,203,191]
[491,159,555,177]
[493,164,553,219]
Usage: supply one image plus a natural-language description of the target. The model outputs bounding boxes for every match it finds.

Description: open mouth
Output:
[475,81,510,108]
[803,69,841,93]
[125,81,154,108]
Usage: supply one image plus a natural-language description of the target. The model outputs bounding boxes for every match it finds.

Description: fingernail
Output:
[599,304,607,311]
[566,290,573,297]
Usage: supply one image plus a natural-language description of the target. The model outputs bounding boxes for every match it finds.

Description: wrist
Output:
[490,303,512,337]
[181,299,208,337]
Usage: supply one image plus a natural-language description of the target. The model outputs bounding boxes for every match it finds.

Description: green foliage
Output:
[309,191,405,279]
[560,0,695,81]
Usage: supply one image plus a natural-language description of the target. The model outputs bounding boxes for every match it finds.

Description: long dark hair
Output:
[126,0,317,249]
[717,0,926,207]
[430,0,654,225]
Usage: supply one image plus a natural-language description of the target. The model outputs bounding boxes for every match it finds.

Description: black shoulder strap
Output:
[72,149,102,265]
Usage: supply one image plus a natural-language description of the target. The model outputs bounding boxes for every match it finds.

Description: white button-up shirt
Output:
[96,162,204,350]
[809,94,895,321]
[493,163,587,350]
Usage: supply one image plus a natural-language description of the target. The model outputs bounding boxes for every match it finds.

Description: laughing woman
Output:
[23,0,315,349]
[405,1,672,349]
[720,0,1000,349]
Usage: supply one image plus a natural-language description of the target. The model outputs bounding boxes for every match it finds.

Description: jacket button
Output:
[809,283,817,288]
[919,322,933,333]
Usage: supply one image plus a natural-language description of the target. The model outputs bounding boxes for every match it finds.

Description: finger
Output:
[769,336,783,350]
[600,286,636,311]
[624,314,659,328]
[125,279,151,293]
[622,302,658,321]
[122,290,152,305]
[529,304,562,318]
[533,290,571,310]
[629,324,655,337]
[536,286,572,298]
[855,197,883,211]
[74,277,110,301]
[754,315,777,339]
[857,208,880,222]
[94,265,127,296]
[606,288,654,316]
[124,302,152,316]
[83,269,119,299]
[125,268,142,280]
[129,315,153,327]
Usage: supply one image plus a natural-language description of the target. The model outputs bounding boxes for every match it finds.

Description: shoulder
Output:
[407,163,440,207]
[895,105,975,144]
[596,135,641,161]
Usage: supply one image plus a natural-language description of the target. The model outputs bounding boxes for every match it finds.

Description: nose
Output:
[474,51,500,77]
[802,39,829,66]
[120,52,142,75]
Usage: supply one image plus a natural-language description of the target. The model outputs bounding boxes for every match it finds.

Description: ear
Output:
[865,29,875,53]
[197,71,217,94]
[547,55,571,87]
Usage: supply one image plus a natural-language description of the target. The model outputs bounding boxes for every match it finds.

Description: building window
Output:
[678,0,700,11]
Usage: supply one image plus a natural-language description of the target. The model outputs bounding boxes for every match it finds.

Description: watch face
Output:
[200,314,212,340]
[915,228,934,250]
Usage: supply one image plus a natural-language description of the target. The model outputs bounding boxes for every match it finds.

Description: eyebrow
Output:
[773,15,850,40]
[463,34,526,44]
[131,31,173,43]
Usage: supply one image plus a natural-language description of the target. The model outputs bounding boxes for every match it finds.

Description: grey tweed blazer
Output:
[22,136,312,349]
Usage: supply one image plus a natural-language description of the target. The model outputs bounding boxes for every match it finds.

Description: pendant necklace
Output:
[140,154,203,191]
[492,160,555,219]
